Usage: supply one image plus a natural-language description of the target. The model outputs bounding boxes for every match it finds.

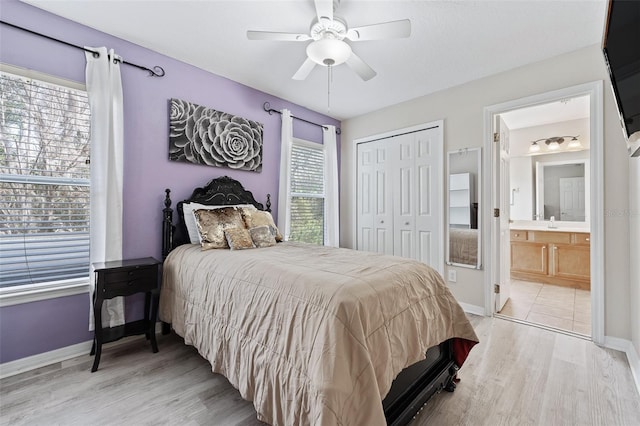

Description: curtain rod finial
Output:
[151,66,165,77]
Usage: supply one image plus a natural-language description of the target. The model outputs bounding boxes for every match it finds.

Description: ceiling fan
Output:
[247,0,411,81]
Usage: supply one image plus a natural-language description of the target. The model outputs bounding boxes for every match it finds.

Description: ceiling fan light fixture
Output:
[306,38,352,66]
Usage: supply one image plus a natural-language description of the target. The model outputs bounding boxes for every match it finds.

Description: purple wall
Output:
[0,0,340,364]
[0,294,94,361]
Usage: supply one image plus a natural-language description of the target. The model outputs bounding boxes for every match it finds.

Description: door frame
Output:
[482,81,604,344]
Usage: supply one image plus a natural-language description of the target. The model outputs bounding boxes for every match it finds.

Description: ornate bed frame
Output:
[162,175,271,258]
[161,176,459,426]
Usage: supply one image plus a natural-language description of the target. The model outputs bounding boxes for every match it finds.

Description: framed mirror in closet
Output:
[447,147,482,269]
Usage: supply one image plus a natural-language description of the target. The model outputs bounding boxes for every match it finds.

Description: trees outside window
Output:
[0,71,91,288]
[289,141,325,245]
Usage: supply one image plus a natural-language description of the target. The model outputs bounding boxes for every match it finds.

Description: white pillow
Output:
[182,203,256,244]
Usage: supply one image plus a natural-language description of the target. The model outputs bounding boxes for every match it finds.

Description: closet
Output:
[356,124,443,273]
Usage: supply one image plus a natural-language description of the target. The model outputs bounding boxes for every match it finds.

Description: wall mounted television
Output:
[602,0,640,157]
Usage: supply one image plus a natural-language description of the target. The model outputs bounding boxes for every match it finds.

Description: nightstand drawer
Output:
[102,275,156,298]
[100,266,157,298]
[103,266,155,283]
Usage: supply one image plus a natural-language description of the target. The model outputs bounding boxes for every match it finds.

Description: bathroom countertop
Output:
[510,225,590,233]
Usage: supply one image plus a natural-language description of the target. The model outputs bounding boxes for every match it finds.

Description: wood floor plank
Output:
[1,315,638,426]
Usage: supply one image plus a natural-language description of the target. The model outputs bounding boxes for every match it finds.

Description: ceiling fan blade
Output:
[247,31,310,41]
[346,52,376,81]
[292,58,316,80]
[314,0,334,21]
[345,19,411,41]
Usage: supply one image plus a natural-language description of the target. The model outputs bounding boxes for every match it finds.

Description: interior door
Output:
[494,115,511,312]
[357,142,375,252]
[373,142,394,254]
[392,128,443,271]
[393,133,416,259]
[413,128,442,270]
[357,124,443,274]
[559,177,586,221]
[357,141,393,254]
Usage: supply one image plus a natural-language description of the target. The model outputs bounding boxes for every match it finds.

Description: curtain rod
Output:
[263,102,341,135]
[1,20,165,77]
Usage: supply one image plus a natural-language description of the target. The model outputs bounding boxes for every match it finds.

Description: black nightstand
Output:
[90,257,161,372]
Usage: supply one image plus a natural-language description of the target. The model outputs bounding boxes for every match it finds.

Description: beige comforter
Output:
[160,242,478,426]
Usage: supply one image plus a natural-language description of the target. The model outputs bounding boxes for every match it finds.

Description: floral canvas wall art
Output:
[169,98,263,172]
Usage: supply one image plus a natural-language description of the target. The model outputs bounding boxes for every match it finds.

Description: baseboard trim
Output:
[0,323,164,379]
[0,340,93,379]
[604,336,640,397]
[458,302,486,316]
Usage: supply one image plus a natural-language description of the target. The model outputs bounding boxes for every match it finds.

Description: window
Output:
[0,69,91,290]
[289,140,325,245]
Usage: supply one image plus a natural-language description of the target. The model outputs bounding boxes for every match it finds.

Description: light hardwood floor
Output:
[1,315,639,426]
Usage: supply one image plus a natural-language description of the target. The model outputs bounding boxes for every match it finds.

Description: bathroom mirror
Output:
[446,147,481,269]
[535,159,587,222]
[510,152,589,223]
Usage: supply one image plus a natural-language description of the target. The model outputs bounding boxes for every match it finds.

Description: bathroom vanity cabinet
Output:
[510,229,590,290]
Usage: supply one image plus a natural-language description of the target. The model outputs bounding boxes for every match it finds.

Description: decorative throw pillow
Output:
[224,227,255,250]
[193,207,246,249]
[241,209,283,242]
[183,203,257,244]
[249,225,277,248]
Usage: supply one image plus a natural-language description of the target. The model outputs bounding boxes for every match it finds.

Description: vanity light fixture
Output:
[529,135,580,153]
[529,141,541,153]
[547,139,560,150]
[567,136,582,149]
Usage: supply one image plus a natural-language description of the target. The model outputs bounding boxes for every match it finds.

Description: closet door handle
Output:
[380,220,384,224]
[585,237,590,242]
[405,221,410,226]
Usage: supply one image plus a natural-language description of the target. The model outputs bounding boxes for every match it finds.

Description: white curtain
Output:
[323,125,340,247]
[277,109,294,241]
[85,47,125,329]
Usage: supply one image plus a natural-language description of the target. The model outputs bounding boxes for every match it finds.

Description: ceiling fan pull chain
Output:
[327,63,332,113]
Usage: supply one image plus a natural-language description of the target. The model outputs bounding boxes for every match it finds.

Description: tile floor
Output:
[498,279,591,336]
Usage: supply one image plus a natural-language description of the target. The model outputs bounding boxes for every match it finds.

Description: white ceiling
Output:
[22,0,608,121]
[501,95,591,130]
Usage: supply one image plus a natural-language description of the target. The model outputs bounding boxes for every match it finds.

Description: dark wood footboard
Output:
[383,340,458,425]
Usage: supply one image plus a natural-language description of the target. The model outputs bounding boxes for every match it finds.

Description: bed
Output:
[159,176,479,425]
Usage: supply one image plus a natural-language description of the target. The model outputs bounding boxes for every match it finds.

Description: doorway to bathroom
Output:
[484,82,604,342]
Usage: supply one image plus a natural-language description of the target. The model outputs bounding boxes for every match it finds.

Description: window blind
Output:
[289,143,324,245]
[0,71,91,288]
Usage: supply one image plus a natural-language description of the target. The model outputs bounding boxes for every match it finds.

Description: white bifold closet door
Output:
[357,139,394,254]
[357,125,443,272]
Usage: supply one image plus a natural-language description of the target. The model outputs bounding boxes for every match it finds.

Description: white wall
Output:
[340,45,631,340]
[510,156,533,221]
[630,157,640,355]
